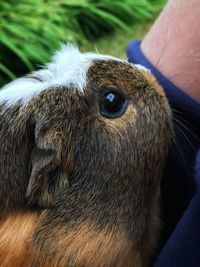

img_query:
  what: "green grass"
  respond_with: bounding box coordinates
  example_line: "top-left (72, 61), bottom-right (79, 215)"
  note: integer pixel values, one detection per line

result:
top-left (80, 22), bottom-right (152, 58)
top-left (0, 0), bottom-right (165, 87)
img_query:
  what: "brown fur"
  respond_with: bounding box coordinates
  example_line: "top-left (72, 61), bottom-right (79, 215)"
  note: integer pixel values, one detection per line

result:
top-left (0, 212), bottom-right (39, 267)
top-left (0, 212), bottom-right (139, 267)
top-left (38, 223), bottom-right (140, 267)
top-left (0, 59), bottom-right (173, 266)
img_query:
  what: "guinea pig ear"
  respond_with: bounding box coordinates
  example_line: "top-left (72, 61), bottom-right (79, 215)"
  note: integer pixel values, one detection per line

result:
top-left (26, 122), bottom-right (69, 208)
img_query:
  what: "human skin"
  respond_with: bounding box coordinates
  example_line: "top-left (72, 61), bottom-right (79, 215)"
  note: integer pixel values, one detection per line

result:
top-left (141, 0), bottom-right (200, 102)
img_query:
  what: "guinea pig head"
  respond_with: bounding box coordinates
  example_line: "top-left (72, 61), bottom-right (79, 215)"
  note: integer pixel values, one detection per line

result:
top-left (0, 45), bottom-right (173, 266)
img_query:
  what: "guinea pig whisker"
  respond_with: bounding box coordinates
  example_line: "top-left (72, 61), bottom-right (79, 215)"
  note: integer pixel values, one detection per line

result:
top-left (172, 109), bottom-right (200, 141)
top-left (170, 105), bottom-right (193, 122)
top-left (171, 126), bottom-right (189, 171)
top-left (173, 117), bottom-right (197, 152)
top-left (175, 117), bottom-right (199, 141)
top-left (172, 106), bottom-right (200, 136)
top-left (171, 108), bottom-right (186, 116)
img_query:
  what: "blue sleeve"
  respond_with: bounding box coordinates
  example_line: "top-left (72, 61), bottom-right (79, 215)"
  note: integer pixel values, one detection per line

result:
top-left (127, 40), bottom-right (200, 266)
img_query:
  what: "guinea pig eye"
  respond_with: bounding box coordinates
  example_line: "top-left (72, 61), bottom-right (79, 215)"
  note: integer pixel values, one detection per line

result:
top-left (99, 89), bottom-right (128, 118)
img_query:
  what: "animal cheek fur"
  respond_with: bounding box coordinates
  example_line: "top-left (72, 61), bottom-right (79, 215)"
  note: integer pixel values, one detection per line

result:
top-left (103, 104), bottom-right (138, 136)
top-left (34, 223), bottom-right (142, 267)
top-left (0, 212), bottom-right (40, 267)
top-left (0, 213), bottom-right (141, 267)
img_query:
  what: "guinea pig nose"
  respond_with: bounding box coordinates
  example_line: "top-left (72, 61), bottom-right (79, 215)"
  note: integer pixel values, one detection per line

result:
top-left (99, 89), bottom-right (128, 118)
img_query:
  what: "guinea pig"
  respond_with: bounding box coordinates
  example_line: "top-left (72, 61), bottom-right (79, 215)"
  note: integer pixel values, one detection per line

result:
top-left (0, 45), bottom-right (173, 267)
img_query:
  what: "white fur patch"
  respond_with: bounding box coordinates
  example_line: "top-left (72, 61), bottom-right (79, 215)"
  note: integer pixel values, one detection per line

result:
top-left (0, 44), bottom-right (147, 108)
top-left (134, 64), bottom-right (150, 72)
top-left (0, 44), bottom-right (122, 107)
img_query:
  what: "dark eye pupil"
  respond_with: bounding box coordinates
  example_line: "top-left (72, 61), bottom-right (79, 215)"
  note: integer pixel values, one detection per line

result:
top-left (100, 90), bottom-right (127, 118)
top-left (104, 92), bottom-right (122, 113)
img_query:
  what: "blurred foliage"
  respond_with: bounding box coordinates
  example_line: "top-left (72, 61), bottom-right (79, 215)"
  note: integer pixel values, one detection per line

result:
top-left (81, 22), bottom-right (153, 59)
top-left (0, 0), bottom-right (167, 86)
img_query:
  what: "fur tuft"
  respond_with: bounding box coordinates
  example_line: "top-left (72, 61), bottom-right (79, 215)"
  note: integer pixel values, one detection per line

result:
top-left (0, 44), bottom-right (121, 107)
top-left (0, 44), bottom-right (148, 108)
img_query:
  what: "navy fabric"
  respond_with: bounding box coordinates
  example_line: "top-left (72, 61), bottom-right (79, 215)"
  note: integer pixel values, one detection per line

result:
top-left (126, 40), bottom-right (200, 266)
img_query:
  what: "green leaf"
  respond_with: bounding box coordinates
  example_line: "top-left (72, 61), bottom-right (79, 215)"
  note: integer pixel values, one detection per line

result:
top-left (0, 62), bottom-right (16, 80)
